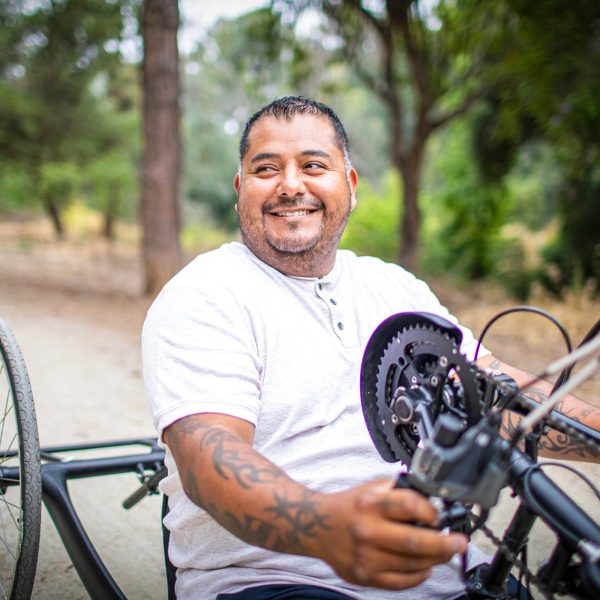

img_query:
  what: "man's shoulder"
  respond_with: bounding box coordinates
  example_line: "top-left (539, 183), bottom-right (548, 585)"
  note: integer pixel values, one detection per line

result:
top-left (163, 242), bottom-right (254, 290)
top-left (337, 250), bottom-right (416, 280)
top-left (146, 243), bottom-right (260, 325)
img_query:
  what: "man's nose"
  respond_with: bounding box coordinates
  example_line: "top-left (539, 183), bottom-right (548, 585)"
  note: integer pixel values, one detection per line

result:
top-left (277, 166), bottom-right (306, 197)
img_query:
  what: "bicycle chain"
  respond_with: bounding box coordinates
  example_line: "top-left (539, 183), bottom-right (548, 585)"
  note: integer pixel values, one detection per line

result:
top-left (476, 520), bottom-right (555, 600)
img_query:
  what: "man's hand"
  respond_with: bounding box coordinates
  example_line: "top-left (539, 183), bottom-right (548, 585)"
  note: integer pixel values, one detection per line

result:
top-left (164, 413), bottom-right (466, 591)
top-left (315, 480), bottom-right (467, 590)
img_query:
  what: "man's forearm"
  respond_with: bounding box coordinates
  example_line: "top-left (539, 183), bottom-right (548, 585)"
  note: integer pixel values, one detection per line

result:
top-left (165, 418), bottom-right (330, 556)
top-left (483, 356), bottom-right (600, 462)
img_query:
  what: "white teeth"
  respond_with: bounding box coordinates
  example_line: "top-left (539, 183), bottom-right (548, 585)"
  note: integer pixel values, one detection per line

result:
top-left (273, 210), bottom-right (310, 217)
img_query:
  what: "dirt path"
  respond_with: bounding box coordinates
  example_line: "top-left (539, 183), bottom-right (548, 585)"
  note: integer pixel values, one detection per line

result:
top-left (0, 227), bottom-right (598, 599)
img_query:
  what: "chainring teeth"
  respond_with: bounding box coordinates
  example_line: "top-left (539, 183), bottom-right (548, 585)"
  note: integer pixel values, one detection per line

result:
top-left (374, 323), bottom-right (483, 462)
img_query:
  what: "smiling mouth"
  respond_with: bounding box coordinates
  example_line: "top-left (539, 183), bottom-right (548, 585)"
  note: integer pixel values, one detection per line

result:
top-left (271, 209), bottom-right (316, 217)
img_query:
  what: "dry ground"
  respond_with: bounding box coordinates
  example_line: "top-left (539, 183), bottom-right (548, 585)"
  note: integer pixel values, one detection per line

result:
top-left (0, 220), bottom-right (598, 599)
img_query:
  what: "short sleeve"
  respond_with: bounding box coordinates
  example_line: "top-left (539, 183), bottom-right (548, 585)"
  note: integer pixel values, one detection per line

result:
top-left (142, 277), bottom-right (263, 440)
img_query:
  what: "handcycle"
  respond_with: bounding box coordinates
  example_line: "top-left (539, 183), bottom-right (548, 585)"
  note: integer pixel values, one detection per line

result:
top-left (0, 307), bottom-right (599, 599)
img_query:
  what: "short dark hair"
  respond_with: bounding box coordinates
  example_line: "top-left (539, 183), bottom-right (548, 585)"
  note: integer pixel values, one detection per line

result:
top-left (239, 96), bottom-right (351, 164)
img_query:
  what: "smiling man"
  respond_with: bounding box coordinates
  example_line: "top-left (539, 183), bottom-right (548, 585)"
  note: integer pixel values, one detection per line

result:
top-left (142, 96), bottom-right (599, 600)
top-left (234, 104), bottom-right (357, 277)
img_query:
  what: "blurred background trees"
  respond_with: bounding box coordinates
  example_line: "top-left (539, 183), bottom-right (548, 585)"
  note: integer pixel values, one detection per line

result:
top-left (0, 0), bottom-right (139, 237)
top-left (0, 0), bottom-right (598, 297)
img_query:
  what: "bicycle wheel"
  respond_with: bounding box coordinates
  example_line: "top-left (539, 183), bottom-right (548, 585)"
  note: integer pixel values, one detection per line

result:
top-left (0, 318), bottom-right (42, 600)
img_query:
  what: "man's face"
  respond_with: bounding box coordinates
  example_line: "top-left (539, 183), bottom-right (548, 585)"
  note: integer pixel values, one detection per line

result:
top-left (234, 113), bottom-right (358, 277)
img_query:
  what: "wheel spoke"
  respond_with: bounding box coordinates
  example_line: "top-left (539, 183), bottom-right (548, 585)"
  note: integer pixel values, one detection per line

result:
top-left (0, 575), bottom-right (10, 600)
top-left (0, 393), bottom-right (13, 454)
top-left (0, 495), bottom-right (22, 514)
top-left (0, 433), bottom-right (18, 466)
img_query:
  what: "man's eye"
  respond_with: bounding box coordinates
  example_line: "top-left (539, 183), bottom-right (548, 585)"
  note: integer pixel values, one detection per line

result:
top-left (254, 165), bottom-right (277, 173)
top-left (304, 162), bottom-right (325, 171)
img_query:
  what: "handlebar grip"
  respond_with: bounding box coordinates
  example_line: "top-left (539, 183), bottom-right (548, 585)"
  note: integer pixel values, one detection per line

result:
top-left (122, 465), bottom-right (167, 510)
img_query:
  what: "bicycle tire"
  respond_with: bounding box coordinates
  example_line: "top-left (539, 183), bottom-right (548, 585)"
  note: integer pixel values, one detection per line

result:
top-left (0, 318), bottom-right (42, 600)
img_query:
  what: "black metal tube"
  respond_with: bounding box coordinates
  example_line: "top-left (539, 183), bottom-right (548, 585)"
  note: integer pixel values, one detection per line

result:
top-left (42, 467), bottom-right (126, 600)
top-left (508, 450), bottom-right (600, 548)
top-left (39, 437), bottom-right (159, 455)
top-left (484, 503), bottom-right (537, 589)
top-left (44, 450), bottom-right (165, 480)
top-left (38, 447), bottom-right (165, 598)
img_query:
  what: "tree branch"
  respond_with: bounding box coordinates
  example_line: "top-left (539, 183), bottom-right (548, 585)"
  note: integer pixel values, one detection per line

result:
top-left (393, 0), bottom-right (432, 108)
top-left (430, 84), bottom-right (491, 130)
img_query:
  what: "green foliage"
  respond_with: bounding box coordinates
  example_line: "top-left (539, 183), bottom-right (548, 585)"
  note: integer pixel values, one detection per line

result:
top-left (422, 119), bottom-right (516, 282)
top-left (84, 148), bottom-right (137, 221)
top-left (0, 0), bottom-right (139, 235)
top-left (502, 142), bottom-right (561, 231)
top-left (539, 170), bottom-right (600, 295)
top-left (467, 0), bottom-right (600, 294)
top-left (0, 161), bottom-right (36, 213)
top-left (39, 161), bottom-right (80, 207)
top-left (340, 173), bottom-right (400, 263)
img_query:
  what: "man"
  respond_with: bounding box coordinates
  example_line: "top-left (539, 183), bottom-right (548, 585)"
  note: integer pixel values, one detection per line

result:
top-left (142, 96), bottom-right (599, 599)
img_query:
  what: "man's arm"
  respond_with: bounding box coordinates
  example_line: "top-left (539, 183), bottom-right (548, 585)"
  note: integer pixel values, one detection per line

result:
top-left (477, 355), bottom-right (600, 462)
top-left (164, 412), bottom-right (467, 591)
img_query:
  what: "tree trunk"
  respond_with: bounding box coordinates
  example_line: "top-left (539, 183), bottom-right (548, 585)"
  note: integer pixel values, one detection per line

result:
top-left (43, 195), bottom-right (64, 239)
top-left (388, 98), bottom-right (425, 275)
top-left (398, 160), bottom-right (422, 274)
top-left (140, 0), bottom-right (182, 296)
top-left (103, 184), bottom-right (118, 240)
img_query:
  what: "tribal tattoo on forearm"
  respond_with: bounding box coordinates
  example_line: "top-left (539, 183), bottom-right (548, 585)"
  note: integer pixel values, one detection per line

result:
top-left (500, 388), bottom-right (600, 460)
top-left (216, 489), bottom-right (331, 553)
top-left (168, 419), bottom-right (331, 553)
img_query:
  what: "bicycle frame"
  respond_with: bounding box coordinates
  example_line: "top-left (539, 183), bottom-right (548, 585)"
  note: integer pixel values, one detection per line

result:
top-left (1, 437), bottom-right (165, 600)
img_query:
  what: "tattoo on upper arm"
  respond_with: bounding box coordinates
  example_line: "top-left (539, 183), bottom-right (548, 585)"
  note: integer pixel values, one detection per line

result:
top-left (199, 427), bottom-right (285, 487)
top-left (168, 419), bottom-right (284, 489)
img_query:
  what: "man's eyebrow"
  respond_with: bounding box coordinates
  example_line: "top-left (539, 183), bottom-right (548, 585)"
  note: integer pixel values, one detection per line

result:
top-left (250, 152), bottom-right (280, 163)
top-left (249, 150), bottom-right (332, 163)
top-left (301, 150), bottom-right (331, 159)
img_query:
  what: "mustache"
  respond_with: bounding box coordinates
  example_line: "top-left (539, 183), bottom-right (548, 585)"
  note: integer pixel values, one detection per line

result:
top-left (263, 197), bottom-right (324, 213)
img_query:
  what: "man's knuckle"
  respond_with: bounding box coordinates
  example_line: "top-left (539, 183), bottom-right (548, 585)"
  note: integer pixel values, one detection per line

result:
top-left (399, 532), bottom-right (421, 554)
top-left (349, 522), bottom-right (371, 543)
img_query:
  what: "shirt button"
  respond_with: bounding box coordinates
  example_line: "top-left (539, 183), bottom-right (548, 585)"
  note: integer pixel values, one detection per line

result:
top-left (337, 322), bottom-right (344, 330)
top-left (330, 298), bottom-right (337, 305)
top-left (318, 283), bottom-right (323, 290)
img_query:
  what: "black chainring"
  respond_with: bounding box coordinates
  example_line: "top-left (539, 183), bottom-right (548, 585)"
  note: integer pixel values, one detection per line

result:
top-left (361, 314), bottom-right (483, 465)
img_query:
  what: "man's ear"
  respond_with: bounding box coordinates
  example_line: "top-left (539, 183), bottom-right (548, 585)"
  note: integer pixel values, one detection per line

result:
top-left (233, 173), bottom-right (240, 214)
top-left (349, 167), bottom-right (358, 211)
